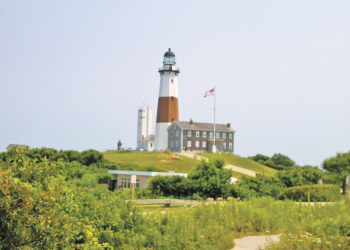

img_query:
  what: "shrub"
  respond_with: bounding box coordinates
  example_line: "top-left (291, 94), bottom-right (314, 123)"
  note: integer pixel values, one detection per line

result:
top-left (79, 149), bottom-right (104, 166)
top-left (98, 173), bottom-right (113, 184)
top-left (278, 184), bottom-right (341, 202)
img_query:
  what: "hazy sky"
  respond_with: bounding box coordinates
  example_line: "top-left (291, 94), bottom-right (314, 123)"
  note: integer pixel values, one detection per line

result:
top-left (1, 1), bottom-right (349, 166)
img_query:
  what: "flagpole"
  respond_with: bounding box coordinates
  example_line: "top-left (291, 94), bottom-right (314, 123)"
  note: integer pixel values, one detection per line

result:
top-left (213, 86), bottom-right (216, 153)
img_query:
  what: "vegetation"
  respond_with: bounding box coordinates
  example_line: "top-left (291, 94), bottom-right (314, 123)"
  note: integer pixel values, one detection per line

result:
top-left (103, 151), bottom-right (202, 173)
top-left (248, 153), bottom-right (296, 170)
top-left (2, 147), bottom-right (350, 249)
top-left (278, 184), bottom-right (341, 202)
top-left (322, 151), bottom-right (350, 194)
top-left (198, 153), bottom-right (277, 175)
top-left (149, 159), bottom-right (233, 199)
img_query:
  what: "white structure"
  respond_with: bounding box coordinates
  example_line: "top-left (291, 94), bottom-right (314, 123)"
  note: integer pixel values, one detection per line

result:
top-left (137, 105), bottom-right (154, 151)
top-left (154, 49), bottom-right (180, 151)
top-left (137, 135), bottom-right (154, 151)
top-left (108, 170), bottom-right (188, 190)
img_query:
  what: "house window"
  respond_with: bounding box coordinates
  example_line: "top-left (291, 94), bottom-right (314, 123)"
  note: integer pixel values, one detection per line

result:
top-left (223, 142), bottom-right (226, 149)
top-left (187, 141), bottom-right (192, 147)
top-left (202, 141), bottom-right (206, 148)
top-left (174, 124), bottom-right (177, 129)
top-left (136, 179), bottom-right (140, 188)
top-left (121, 178), bottom-right (131, 189)
top-left (196, 131), bottom-right (200, 137)
top-left (209, 132), bottom-right (213, 138)
top-left (176, 141), bottom-right (178, 147)
top-left (195, 141), bottom-right (199, 147)
top-left (188, 131), bottom-right (192, 137)
top-left (176, 131), bottom-right (179, 137)
top-left (229, 133), bottom-right (233, 139)
top-left (203, 132), bottom-right (207, 138)
top-left (170, 141), bottom-right (173, 147)
top-left (229, 143), bottom-right (232, 149)
top-left (171, 132), bottom-right (174, 137)
top-left (223, 133), bottom-right (226, 139)
top-left (216, 132), bottom-right (220, 138)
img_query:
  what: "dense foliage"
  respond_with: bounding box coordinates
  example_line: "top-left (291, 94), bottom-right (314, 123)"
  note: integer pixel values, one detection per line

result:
top-left (278, 184), bottom-right (341, 202)
top-left (0, 147), bottom-right (104, 166)
top-left (149, 159), bottom-right (233, 199)
top-left (248, 153), bottom-right (296, 170)
top-left (322, 151), bottom-right (350, 194)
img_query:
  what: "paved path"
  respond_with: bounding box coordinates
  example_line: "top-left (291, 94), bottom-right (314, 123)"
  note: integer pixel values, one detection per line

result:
top-left (232, 235), bottom-right (280, 250)
top-left (177, 153), bottom-right (256, 177)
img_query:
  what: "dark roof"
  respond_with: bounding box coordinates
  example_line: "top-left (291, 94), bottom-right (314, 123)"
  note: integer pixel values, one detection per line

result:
top-left (164, 48), bottom-right (175, 57)
top-left (138, 134), bottom-right (154, 142)
top-left (168, 121), bottom-right (235, 133)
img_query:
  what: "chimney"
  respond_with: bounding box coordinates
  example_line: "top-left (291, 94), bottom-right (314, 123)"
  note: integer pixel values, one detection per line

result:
top-left (227, 123), bottom-right (231, 128)
top-left (190, 118), bottom-right (193, 125)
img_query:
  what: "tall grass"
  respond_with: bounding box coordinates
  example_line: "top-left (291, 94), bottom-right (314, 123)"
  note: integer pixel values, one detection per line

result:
top-left (126, 197), bottom-right (350, 249)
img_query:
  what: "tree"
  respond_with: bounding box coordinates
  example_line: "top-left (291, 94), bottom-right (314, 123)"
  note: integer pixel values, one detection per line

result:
top-left (270, 153), bottom-right (295, 167)
top-left (322, 151), bottom-right (350, 194)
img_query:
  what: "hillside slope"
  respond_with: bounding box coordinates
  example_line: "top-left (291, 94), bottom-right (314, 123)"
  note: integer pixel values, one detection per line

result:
top-left (103, 151), bottom-right (200, 173)
top-left (198, 153), bottom-right (277, 175)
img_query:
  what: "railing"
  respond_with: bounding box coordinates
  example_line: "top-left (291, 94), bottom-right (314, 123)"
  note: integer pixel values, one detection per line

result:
top-left (158, 65), bottom-right (180, 72)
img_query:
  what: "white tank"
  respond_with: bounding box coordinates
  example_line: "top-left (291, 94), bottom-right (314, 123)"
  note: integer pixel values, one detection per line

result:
top-left (137, 105), bottom-right (152, 147)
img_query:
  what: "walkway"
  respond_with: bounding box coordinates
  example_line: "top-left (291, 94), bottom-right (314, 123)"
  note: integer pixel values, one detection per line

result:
top-left (232, 235), bottom-right (280, 250)
top-left (177, 153), bottom-right (256, 177)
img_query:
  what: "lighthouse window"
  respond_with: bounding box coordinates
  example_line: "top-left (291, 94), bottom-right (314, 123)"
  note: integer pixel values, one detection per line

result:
top-left (171, 79), bottom-right (173, 83)
top-left (171, 96), bottom-right (174, 100)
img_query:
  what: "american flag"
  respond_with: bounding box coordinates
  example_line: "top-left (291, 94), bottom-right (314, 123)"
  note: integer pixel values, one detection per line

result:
top-left (204, 88), bottom-right (215, 97)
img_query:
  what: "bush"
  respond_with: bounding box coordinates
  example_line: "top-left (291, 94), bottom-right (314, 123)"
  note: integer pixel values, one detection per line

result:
top-left (278, 184), bottom-right (341, 202)
top-left (98, 174), bottom-right (113, 184)
top-left (79, 149), bottom-right (104, 166)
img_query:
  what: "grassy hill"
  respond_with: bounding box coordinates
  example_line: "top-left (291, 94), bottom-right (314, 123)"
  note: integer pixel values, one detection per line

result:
top-left (103, 151), bottom-right (251, 179)
top-left (103, 151), bottom-right (200, 173)
top-left (197, 153), bottom-right (277, 176)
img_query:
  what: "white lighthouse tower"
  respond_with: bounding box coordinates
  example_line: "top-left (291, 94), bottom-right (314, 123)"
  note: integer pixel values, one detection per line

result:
top-left (154, 49), bottom-right (180, 151)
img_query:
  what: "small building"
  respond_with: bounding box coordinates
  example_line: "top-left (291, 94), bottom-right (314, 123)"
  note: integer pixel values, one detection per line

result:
top-left (137, 135), bottom-right (154, 151)
top-left (108, 170), bottom-right (187, 190)
top-left (6, 144), bottom-right (28, 150)
top-left (167, 119), bottom-right (235, 153)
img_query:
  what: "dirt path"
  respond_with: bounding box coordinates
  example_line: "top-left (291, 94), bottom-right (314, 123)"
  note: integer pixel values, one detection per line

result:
top-left (232, 235), bottom-right (280, 250)
top-left (177, 153), bottom-right (256, 177)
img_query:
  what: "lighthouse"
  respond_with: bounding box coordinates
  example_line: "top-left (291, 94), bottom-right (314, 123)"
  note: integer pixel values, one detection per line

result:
top-left (153, 49), bottom-right (180, 151)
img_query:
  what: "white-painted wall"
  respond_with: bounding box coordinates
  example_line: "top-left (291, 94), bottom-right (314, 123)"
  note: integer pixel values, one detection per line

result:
top-left (158, 71), bottom-right (178, 98)
top-left (154, 122), bottom-right (171, 151)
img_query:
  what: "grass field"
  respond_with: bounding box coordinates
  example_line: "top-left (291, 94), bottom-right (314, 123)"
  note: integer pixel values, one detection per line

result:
top-left (103, 151), bottom-right (200, 173)
top-left (198, 153), bottom-right (277, 175)
top-left (103, 151), bottom-right (250, 178)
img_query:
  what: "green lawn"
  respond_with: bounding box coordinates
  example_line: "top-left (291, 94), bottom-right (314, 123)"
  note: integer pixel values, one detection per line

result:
top-left (198, 153), bottom-right (277, 176)
top-left (103, 151), bottom-right (200, 173)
